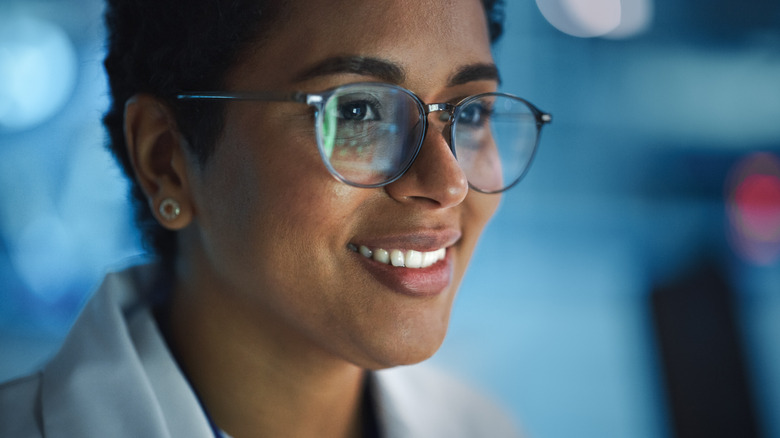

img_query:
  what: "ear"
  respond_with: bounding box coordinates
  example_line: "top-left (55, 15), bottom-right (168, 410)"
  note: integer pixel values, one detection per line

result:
top-left (124, 94), bottom-right (194, 230)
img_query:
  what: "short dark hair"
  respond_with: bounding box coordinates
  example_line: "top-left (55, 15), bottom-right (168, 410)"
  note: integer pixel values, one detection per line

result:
top-left (103, 0), bottom-right (506, 264)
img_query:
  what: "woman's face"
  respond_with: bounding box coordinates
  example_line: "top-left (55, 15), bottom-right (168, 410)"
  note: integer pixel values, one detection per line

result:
top-left (181, 0), bottom-right (501, 369)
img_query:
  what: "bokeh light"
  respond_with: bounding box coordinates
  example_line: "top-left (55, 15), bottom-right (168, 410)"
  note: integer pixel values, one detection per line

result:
top-left (726, 153), bottom-right (780, 265)
top-left (535, 0), bottom-right (653, 39)
top-left (536, 0), bottom-right (621, 38)
top-left (0, 14), bottom-right (78, 131)
top-left (605, 0), bottom-right (654, 39)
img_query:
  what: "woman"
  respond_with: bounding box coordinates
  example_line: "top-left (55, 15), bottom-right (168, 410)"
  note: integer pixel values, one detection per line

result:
top-left (0, 0), bottom-right (550, 436)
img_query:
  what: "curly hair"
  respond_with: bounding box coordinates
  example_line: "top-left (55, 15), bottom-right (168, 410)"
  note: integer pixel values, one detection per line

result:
top-left (103, 0), bottom-right (506, 264)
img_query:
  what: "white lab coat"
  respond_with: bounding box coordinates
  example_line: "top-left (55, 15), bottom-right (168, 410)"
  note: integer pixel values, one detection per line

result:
top-left (0, 264), bottom-right (519, 437)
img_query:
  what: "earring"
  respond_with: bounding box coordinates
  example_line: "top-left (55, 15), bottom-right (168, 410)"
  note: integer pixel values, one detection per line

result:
top-left (158, 198), bottom-right (181, 221)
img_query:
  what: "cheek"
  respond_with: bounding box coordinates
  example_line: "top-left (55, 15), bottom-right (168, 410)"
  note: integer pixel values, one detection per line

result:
top-left (190, 109), bottom-right (322, 270)
top-left (456, 191), bottom-right (500, 269)
top-left (464, 191), bottom-right (501, 235)
top-left (195, 117), bottom-right (370, 283)
top-left (205, 107), bottom-right (327, 227)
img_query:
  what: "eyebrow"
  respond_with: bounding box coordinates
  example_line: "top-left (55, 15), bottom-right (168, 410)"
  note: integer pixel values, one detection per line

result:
top-left (448, 63), bottom-right (501, 87)
top-left (295, 56), bottom-right (406, 84)
top-left (295, 56), bottom-right (501, 88)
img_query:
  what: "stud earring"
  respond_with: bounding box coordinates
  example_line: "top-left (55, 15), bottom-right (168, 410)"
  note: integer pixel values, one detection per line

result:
top-left (158, 198), bottom-right (181, 221)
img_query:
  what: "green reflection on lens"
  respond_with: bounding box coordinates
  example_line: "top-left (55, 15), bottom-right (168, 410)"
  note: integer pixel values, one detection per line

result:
top-left (322, 97), bottom-right (338, 158)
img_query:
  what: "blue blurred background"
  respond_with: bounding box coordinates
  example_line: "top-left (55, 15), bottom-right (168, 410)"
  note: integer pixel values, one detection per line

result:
top-left (1, 0), bottom-right (779, 437)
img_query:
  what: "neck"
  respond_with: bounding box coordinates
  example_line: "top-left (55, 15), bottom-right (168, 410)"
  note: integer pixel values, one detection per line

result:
top-left (163, 273), bottom-right (369, 438)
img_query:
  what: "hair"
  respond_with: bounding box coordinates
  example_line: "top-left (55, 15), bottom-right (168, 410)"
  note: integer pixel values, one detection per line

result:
top-left (103, 0), bottom-right (506, 264)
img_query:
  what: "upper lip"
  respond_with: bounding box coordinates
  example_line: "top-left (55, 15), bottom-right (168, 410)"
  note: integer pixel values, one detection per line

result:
top-left (350, 228), bottom-right (462, 252)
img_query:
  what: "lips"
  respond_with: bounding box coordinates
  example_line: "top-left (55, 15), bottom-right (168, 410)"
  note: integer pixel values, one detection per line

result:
top-left (348, 230), bottom-right (460, 297)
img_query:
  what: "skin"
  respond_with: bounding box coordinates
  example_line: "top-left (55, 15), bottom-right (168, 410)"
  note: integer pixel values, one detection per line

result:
top-left (124, 0), bottom-right (501, 436)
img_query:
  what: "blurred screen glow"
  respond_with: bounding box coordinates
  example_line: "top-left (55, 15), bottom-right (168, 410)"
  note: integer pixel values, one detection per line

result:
top-left (727, 153), bottom-right (780, 265)
top-left (0, 14), bottom-right (77, 131)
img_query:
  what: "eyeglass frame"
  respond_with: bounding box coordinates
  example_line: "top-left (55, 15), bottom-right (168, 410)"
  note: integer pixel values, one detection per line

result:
top-left (176, 82), bottom-right (552, 194)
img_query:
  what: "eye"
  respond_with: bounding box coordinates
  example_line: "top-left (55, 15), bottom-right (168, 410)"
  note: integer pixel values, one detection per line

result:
top-left (457, 102), bottom-right (492, 127)
top-left (338, 99), bottom-right (381, 122)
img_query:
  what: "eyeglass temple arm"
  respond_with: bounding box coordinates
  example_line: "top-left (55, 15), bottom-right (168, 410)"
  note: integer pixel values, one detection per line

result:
top-left (176, 91), bottom-right (311, 104)
top-left (177, 91), bottom-right (552, 124)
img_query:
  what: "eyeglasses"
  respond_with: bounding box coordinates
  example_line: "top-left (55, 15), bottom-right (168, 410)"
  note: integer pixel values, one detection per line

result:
top-left (177, 82), bottom-right (551, 193)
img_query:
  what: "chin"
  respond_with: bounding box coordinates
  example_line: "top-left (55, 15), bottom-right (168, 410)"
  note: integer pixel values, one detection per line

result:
top-left (356, 325), bottom-right (449, 371)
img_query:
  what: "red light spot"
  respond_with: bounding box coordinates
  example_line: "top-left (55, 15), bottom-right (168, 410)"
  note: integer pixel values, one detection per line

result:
top-left (733, 173), bottom-right (780, 242)
top-left (726, 152), bottom-right (780, 265)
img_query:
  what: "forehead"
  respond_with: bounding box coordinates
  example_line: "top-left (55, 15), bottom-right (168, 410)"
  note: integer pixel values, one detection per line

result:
top-left (290, 0), bottom-right (477, 41)
top-left (228, 0), bottom-right (493, 91)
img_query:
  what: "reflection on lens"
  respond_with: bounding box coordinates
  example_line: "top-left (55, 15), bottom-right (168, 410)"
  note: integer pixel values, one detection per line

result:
top-left (322, 97), bottom-right (338, 158)
top-left (453, 94), bottom-right (540, 193)
top-left (319, 84), bottom-right (425, 186)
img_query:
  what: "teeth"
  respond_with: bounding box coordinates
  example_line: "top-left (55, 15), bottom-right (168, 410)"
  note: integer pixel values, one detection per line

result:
top-left (405, 250), bottom-right (423, 268)
top-left (390, 249), bottom-right (405, 267)
top-left (374, 248), bottom-right (389, 264)
top-left (356, 245), bottom-right (446, 268)
top-left (422, 250), bottom-right (438, 267)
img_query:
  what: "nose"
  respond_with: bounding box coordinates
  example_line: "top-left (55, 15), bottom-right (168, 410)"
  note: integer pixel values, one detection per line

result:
top-left (384, 113), bottom-right (469, 208)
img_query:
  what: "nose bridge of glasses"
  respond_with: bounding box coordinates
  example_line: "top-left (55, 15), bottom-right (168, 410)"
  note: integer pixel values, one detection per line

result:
top-left (425, 103), bottom-right (455, 121)
top-left (424, 103), bottom-right (455, 136)
top-left (420, 103), bottom-right (456, 156)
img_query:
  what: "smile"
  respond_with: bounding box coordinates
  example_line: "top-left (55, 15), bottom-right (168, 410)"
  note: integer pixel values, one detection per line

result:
top-left (348, 244), bottom-right (447, 269)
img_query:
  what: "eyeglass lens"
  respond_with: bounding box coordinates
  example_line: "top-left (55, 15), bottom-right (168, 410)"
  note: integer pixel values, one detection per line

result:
top-left (453, 95), bottom-right (540, 192)
top-left (319, 85), bottom-right (424, 186)
top-left (316, 83), bottom-right (540, 192)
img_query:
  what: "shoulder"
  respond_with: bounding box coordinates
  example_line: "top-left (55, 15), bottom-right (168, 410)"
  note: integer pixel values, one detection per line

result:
top-left (0, 264), bottom-right (154, 438)
top-left (373, 365), bottom-right (521, 438)
top-left (0, 263), bottom-right (211, 438)
top-left (0, 372), bottom-right (44, 437)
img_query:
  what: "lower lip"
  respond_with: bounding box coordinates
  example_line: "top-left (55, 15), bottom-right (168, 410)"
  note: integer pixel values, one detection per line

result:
top-left (353, 250), bottom-right (454, 297)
